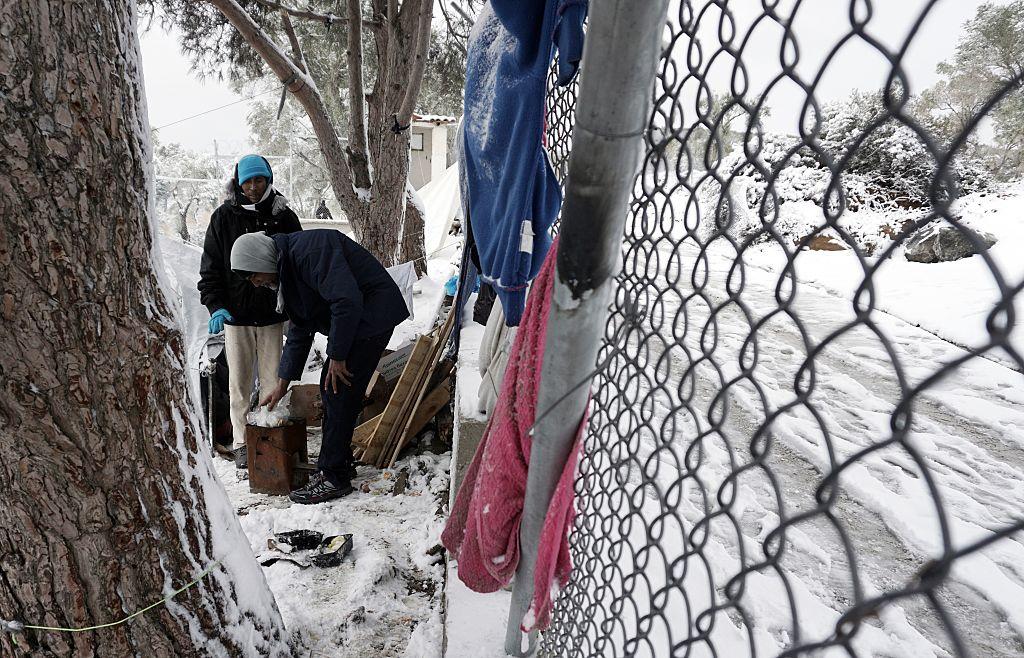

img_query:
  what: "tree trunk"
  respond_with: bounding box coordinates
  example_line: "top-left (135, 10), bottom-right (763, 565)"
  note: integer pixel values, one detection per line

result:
top-left (0, 2), bottom-right (291, 657)
top-left (403, 190), bottom-right (428, 277)
top-left (177, 198), bottom-right (195, 243)
top-left (344, 0), bottom-right (432, 268)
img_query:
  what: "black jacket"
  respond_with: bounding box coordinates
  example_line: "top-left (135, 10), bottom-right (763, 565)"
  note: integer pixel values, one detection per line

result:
top-left (275, 230), bottom-right (411, 381)
top-left (198, 185), bottom-right (302, 326)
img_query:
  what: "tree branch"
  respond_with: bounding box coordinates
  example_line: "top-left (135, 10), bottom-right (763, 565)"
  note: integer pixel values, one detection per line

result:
top-left (279, 10), bottom-right (307, 72)
top-left (393, 0), bottom-right (434, 131)
top-left (368, 0), bottom-right (393, 101)
top-left (345, 0), bottom-right (372, 191)
top-left (206, 0), bottom-right (358, 209)
top-left (253, 0), bottom-right (381, 28)
top-left (438, 1), bottom-right (468, 56)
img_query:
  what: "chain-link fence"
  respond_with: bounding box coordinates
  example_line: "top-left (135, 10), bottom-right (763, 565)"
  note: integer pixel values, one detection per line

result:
top-left (541, 2), bottom-right (1024, 656)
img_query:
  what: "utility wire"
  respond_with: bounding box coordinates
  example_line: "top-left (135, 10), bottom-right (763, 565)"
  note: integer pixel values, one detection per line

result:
top-left (152, 86), bottom-right (285, 132)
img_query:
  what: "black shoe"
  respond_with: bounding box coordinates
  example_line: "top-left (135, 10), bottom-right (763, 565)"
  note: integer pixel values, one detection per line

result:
top-left (348, 464), bottom-right (358, 481)
top-left (289, 472), bottom-right (353, 505)
top-left (233, 446), bottom-right (248, 470)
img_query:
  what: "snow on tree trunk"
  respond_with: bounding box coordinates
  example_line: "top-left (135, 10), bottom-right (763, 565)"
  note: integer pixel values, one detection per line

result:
top-left (0, 2), bottom-right (291, 656)
top-left (403, 185), bottom-right (428, 276)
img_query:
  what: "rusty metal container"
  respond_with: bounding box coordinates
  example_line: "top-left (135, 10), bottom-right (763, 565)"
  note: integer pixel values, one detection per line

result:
top-left (245, 419), bottom-right (309, 495)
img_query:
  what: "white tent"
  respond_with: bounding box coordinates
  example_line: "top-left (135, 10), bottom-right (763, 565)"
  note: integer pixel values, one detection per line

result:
top-left (417, 162), bottom-right (462, 257)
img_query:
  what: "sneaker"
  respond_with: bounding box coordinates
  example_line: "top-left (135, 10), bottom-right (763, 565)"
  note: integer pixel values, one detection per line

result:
top-left (233, 446), bottom-right (248, 470)
top-left (289, 472), bottom-right (353, 505)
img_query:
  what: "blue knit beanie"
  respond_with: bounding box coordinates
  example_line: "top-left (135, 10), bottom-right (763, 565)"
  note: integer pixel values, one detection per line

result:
top-left (236, 154), bottom-right (273, 185)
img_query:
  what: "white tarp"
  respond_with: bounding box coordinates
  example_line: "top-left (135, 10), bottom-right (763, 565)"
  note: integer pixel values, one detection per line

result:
top-left (418, 162), bottom-right (462, 256)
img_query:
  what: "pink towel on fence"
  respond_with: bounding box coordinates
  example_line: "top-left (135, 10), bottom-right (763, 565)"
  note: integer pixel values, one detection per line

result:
top-left (441, 236), bottom-right (583, 631)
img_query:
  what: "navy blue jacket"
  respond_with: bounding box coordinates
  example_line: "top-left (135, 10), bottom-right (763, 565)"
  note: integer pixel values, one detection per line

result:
top-left (274, 230), bottom-right (410, 381)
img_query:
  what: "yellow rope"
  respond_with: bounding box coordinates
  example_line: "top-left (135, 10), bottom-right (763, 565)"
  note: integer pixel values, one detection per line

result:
top-left (4, 560), bottom-right (221, 634)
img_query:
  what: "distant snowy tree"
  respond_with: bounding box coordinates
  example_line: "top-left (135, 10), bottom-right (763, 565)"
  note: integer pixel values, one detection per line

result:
top-left (243, 98), bottom-right (332, 218)
top-left (918, 1), bottom-right (1024, 177)
top-left (721, 92), bottom-right (987, 214)
top-left (694, 90), bottom-right (990, 252)
top-left (153, 137), bottom-right (225, 242)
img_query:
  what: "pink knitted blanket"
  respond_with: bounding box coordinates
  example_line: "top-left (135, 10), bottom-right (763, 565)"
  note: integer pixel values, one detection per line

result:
top-left (441, 237), bottom-right (582, 631)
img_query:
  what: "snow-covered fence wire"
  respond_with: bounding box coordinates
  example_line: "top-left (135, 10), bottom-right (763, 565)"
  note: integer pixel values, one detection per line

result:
top-left (540, 2), bottom-right (1024, 657)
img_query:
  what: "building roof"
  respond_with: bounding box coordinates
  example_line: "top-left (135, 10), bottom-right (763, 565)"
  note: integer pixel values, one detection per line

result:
top-left (412, 113), bottom-right (459, 126)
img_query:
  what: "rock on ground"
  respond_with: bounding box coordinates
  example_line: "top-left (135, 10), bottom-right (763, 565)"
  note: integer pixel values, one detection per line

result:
top-left (904, 223), bottom-right (996, 263)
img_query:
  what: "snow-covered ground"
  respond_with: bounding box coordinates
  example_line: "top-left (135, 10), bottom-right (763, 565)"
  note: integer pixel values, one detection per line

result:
top-left (212, 437), bottom-right (450, 657)
top-left (746, 182), bottom-right (1024, 369)
top-left (555, 183), bottom-right (1024, 655)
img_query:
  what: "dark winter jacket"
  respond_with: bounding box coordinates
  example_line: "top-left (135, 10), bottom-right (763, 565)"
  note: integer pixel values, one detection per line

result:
top-left (198, 181), bottom-right (302, 326)
top-left (275, 230), bottom-right (411, 381)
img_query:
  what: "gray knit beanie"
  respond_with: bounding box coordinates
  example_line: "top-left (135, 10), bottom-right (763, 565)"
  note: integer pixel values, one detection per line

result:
top-left (231, 232), bottom-right (279, 274)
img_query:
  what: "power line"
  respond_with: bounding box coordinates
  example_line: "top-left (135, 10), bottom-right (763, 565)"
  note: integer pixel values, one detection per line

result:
top-left (152, 85), bottom-right (285, 132)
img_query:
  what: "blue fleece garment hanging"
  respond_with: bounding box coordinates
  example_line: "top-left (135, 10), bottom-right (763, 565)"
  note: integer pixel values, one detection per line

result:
top-left (459, 0), bottom-right (587, 326)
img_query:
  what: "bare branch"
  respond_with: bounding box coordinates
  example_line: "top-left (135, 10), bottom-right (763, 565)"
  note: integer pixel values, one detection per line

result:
top-left (345, 0), bottom-right (372, 191)
top-left (279, 9), bottom-right (307, 73)
top-left (450, 1), bottom-right (473, 22)
top-left (438, 1), bottom-right (468, 56)
top-left (394, 0), bottom-right (434, 131)
top-left (297, 150), bottom-right (327, 172)
top-left (253, 0), bottom-right (382, 28)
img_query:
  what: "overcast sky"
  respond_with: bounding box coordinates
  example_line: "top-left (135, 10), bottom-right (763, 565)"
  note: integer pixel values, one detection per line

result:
top-left (138, 0), bottom-right (1005, 153)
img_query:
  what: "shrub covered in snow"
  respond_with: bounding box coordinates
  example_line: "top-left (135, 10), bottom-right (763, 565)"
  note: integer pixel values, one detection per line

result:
top-left (691, 92), bottom-right (990, 253)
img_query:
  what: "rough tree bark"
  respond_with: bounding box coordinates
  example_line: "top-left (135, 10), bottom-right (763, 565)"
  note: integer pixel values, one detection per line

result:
top-left (0, 2), bottom-right (292, 656)
top-left (212, 0), bottom-right (430, 272)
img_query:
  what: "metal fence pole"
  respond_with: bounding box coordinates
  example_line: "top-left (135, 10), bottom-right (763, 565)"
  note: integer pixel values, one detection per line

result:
top-left (504, 0), bottom-right (670, 654)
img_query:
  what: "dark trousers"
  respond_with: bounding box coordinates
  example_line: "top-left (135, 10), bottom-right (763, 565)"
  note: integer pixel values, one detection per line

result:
top-left (318, 329), bottom-right (393, 486)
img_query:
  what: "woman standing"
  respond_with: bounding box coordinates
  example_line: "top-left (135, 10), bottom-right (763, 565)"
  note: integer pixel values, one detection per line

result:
top-left (198, 154), bottom-right (302, 467)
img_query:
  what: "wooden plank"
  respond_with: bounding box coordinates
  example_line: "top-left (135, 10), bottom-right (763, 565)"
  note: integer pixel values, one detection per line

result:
top-left (385, 309), bottom-right (458, 466)
top-left (403, 380), bottom-right (451, 442)
top-left (429, 357), bottom-right (455, 390)
top-left (360, 335), bottom-right (433, 465)
top-left (359, 371), bottom-right (392, 423)
top-left (374, 329), bottom-right (441, 467)
top-left (351, 413), bottom-right (382, 448)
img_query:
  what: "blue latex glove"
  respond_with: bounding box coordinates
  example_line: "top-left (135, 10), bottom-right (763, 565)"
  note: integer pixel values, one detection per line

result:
top-left (208, 309), bottom-right (234, 334)
top-left (444, 275), bottom-right (459, 297)
top-left (444, 275), bottom-right (482, 298)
